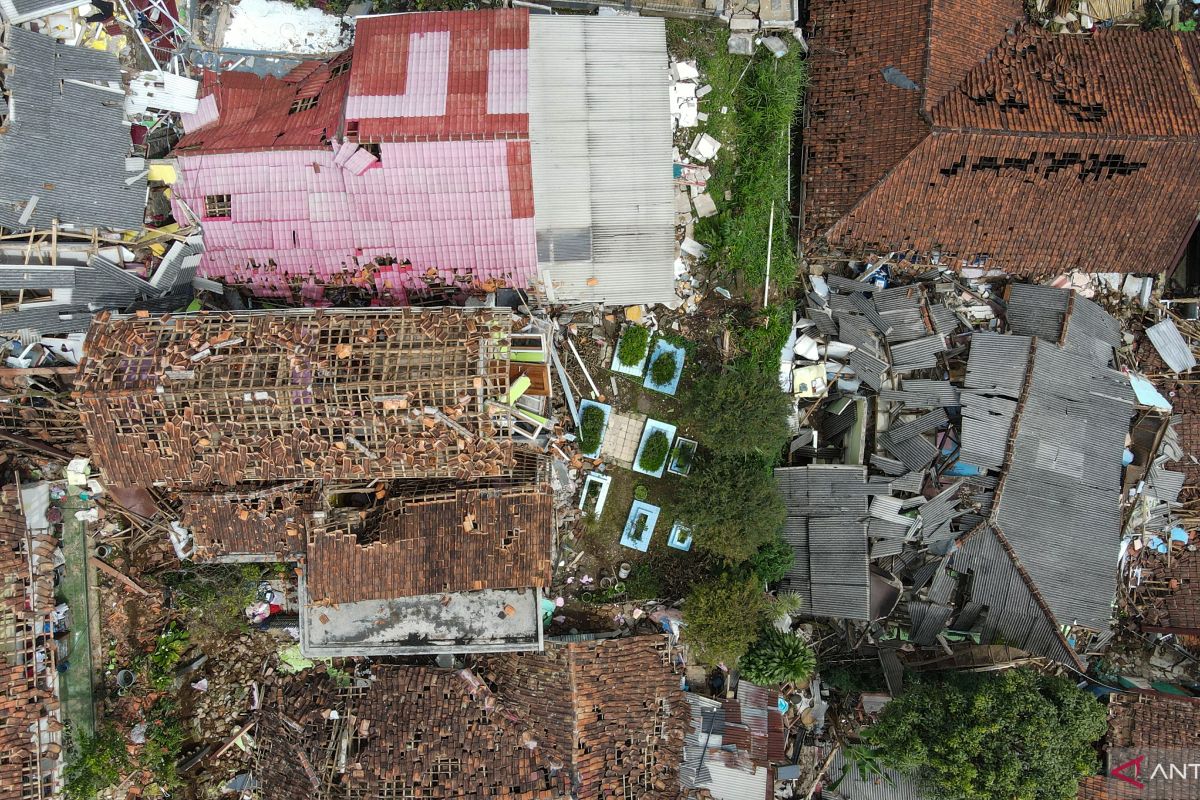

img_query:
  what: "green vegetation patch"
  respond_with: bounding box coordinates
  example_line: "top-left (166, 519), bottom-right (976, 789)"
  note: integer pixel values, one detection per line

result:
top-left (579, 404), bottom-right (605, 454)
top-left (617, 325), bottom-right (651, 368)
top-left (638, 430), bottom-right (671, 473)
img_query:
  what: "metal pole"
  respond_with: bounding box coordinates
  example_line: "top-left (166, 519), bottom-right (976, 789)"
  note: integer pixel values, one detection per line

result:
top-left (763, 201), bottom-right (775, 308)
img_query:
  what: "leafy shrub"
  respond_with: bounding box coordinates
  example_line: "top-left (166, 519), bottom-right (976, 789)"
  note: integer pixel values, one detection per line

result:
top-left (140, 696), bottom-right (186, 792)
top-left (682, 573), bottom-right (770, 666)
top-left (638, 431), bottom-right (671, 472)
top-left (163, 562), bottom-right (260, 637)
top-left (739, 628), bottom-right (816, 686)
top-left (650, 350), bottom-right (679, 386)
top-left (634, 484), bottom-right (649, 501)
top-left (670, 439), bottom-right (697, 474)
top-left (617, 325), bottom-right (651, 367)
top-left (750, 536), bottom-right (794, 584)
top-left (630, 513), bottom-right (650, 542)
top-left (64, 724), bottom-right (129, 800)
top-left (580, 405), bottom-right (605, 454)
top-left (140, 623), bottom-right (190, 690)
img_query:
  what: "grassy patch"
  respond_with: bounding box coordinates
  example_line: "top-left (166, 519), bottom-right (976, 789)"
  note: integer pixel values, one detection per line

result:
top-left (668, 20), bottom-right (806, 295)
top-left (668, 21), bottom-right (806, 370)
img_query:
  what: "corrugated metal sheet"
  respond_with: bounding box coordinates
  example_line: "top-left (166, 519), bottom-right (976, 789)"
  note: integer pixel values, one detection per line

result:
top-left (889, 333), bottom-right (947, 371)
top-left (1146, 318), bottom-right (1197, 373)
top-left (993, 340), bottom-right (1135, 633)
top-left (826, 274), bottom-right (878, 293)
top-left (776, 466), bottom-right (872, 620)
top-left (527, 16), bottom-right (676, 305)
top-left (0, 27), bottom-right (146, 231)
top-left (948, 526), bottom-right (1079, 665)
top-left (1, 0), bottom-right (86, 24)
top-left (886, 408), bottom-right (948, 442)
top-left (1006, 282), bottom-right (1069, 341)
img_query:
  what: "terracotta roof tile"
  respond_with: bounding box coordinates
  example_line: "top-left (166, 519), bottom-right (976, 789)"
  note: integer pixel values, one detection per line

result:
top-left (305, 482), bottom-right (554, 604)
top-left (805, 7), bottom-right (1200, 275)
top-left (827, 132), bottom-right (1200, 276)
top-left (1078, 692), bottom-right (1200, 800)
top-left (181, 483), bottom-right (313, 559)
top-left (77, 309), bottom-right (515, 487)
top-left (255, 665), bottom-right (570, 799)
top-left (486, 636), bottom-right (689, 800)
top-left (0, 488), bottom-right (62, 798)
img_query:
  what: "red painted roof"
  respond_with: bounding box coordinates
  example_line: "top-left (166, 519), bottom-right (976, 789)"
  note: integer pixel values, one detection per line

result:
top-left (347, 10), bottom-right (529, 141)
top-left (175, 52), bottom-right (352, 153)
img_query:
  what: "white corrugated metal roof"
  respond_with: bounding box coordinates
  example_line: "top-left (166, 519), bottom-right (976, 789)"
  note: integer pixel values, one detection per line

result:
top-left (528, 16), bottom-right (677, 306)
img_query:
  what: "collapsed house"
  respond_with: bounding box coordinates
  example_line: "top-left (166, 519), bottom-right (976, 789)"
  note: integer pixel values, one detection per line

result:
top-left (778, 274), bottom-right (1182, 677)
top-left (0, 25), bottom-right (147, 233)
top-left (802, 0), bottom-right (1200, 277)
top-left (0, 485), bottom-right (65, 800)
top-left (77, 308), bottom-right (559, 655)
top-left (170, 10), bottom-right (676, 307)
top-left (252, 635), bottom-right (689, 799)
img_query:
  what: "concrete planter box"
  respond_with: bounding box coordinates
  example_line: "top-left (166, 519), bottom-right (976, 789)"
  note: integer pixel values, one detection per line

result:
top-left (620, 500), bottom-right (661, 552)
top-left (632, 419), bottom-right (677, 478)
top-left (577, 399), bottom-right (612, 459)
top-left (643, 339), bottom-right (686, 395)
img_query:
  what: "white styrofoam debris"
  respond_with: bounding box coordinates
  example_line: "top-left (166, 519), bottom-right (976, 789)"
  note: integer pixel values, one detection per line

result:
top-left (688, 133), bottom-right (722, 162)
top-left (761, 35), bottom-right (789, 58)
top-left (671, 60), bottom-right (700, 81)
top-left (692, 192), bottom-right (718, 218)
top-left (222, 0), bottom-right (354, 54)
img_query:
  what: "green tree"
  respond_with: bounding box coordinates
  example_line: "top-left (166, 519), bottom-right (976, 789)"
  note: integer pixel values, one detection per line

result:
top-left (739, 627), bottom-right (816, 686)
top-left (682, 573), bottom-right (769, 666)
top-left (749, 535), bottom-right (794, 583)
top-left (678, 452), bottom-right (785, 562)
top-left (863, 668), bottom-right (1107, 800)
top-left (685, 360), bottom-right (791, 459)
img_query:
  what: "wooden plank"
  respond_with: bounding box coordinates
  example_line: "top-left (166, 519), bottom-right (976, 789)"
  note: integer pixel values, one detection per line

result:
top-left (88, 556), bottom-right (152, 597)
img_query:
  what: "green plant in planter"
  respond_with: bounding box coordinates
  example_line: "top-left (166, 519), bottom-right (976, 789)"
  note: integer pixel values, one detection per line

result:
top-left (580, 405), bottom-right (605, 454)
top-left (617, 325), bottom-right (651, 367)
top-left (638, 431), bottom-right (671, 472)
top-left (739, 627), bottom-right (816, 686)
top-left (671, 439), bottom-right (696, 474)
top-left (634, 484), bottom-right (649, 501)
top-left (650, 349), bottom-right (679, 386)
top-left (631, 513), bottom-right (649, 542)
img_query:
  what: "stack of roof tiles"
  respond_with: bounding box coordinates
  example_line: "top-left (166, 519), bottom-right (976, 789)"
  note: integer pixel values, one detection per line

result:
top-left (0, 489), bottom-right (62, 800)
top-left (804, 0), bottom-right (1200, 276)
top-left (75, 308), bottom-right (514, 487)
top-left (485, 635), bottom-right (689, 800)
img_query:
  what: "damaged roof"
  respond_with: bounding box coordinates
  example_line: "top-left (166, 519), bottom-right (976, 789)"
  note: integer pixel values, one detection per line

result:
top-left (0, 487), bottom-right (61, 799)
top-left (791, 276), bottom-right (1139, 665)
top-left (803, 5), bottom-right (1200, 275)
top-left (254, 664), bottom-right (570, 799)
top-left (76, 308), bottom-right (515, 487)
top-left (305, 482), bottom-right (554, 605)
top-left (1078, 692), bottom-right (1200, 800)
top-left (0, 26), bottom-right (146, 231)
top-left (485, 635), bottom-right (689, 800)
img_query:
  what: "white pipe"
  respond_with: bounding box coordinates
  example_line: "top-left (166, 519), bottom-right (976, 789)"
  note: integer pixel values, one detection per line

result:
top-left (763, 200), bottom-right (775, 308)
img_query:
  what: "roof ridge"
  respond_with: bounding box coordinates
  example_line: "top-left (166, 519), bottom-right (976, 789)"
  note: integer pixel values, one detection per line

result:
top-left (986, 522), bottom-right (1087, 672)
